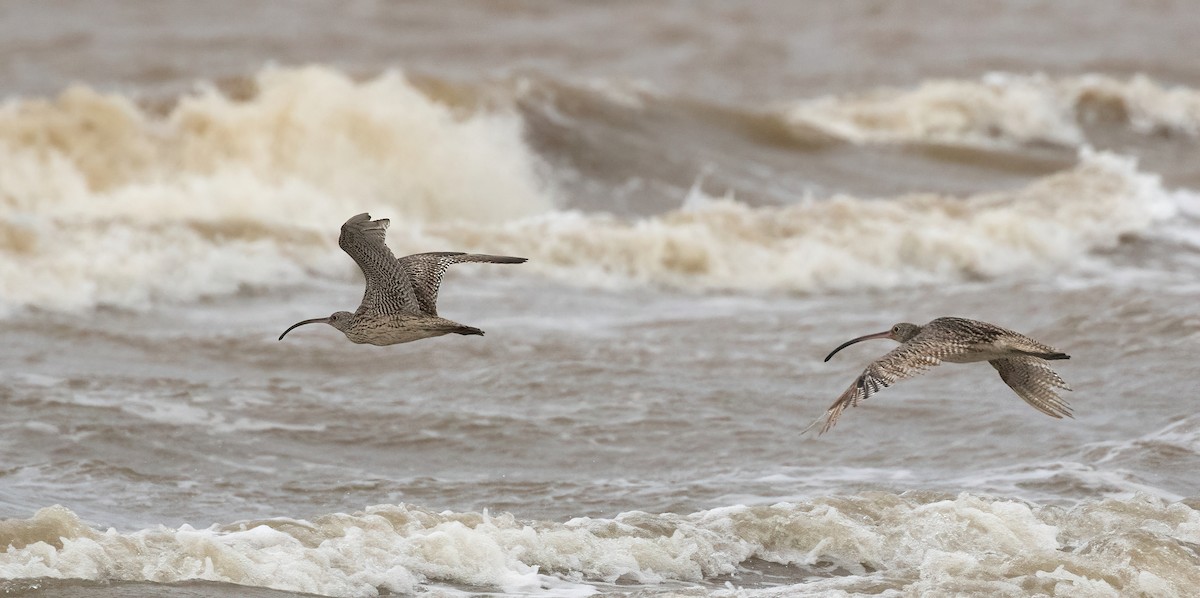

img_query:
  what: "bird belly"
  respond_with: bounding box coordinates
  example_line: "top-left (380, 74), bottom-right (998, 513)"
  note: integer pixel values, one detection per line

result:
top-left (943, 351), bottom-right (1002, 364)
top-left (345, 316), bottom-right (454, 346)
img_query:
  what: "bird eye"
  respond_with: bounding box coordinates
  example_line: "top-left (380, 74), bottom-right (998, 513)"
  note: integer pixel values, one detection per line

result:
top-left (892, 325), bottom-right (901, 333)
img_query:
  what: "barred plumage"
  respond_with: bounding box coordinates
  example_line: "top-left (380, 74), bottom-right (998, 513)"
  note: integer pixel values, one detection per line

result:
top-left (279, 213), bottom-right (526, 346)
top-left (805, 317), bottom-right (1072, 435)
top-left (399, 252), bottom-right (527, 317)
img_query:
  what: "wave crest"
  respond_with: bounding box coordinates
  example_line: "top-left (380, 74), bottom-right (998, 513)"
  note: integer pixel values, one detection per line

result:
top-left (423, 150), bottom-right (1176, 293)
top-left (0, 66), bottom-right (1185, 314)
top-left (0, 66), bottom-right (554, 314)
top-left (2, 495), bottom-right (1198, 596)
top-left (783, 73), bottom-right (1200, 147)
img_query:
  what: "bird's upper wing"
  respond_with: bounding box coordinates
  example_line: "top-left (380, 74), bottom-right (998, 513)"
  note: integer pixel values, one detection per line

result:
top-left (989, 357), bottom-right (1073, 418)
top-left (398, 252), bottom-right (527, 316)
top-left (805, 330), bottom-right (972, 435)
top-left (338, 213), bottom-right (421, 315)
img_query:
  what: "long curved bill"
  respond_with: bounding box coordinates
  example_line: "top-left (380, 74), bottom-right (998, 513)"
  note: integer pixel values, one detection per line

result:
top-left (278, 317), bottom-right (330, 341)
top-left (824, 330), bottom-right (893, 362)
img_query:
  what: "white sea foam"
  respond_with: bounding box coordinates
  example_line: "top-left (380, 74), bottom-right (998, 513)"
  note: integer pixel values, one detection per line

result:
top-left (417, 149), bottom-right (1178, 293)
top-left (1, 495), bottom-right (1198, 597)
top-left (0, 65), bottom-right (555, 314)
top-left (782, 73), bottom-right (1200, 147)
top-left (0, 66), bottom-right (1188, 315)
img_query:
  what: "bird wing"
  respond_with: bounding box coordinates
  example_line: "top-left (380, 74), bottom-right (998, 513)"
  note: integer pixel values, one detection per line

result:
top-left (989, 357), bottom-right (1073, 418)
top-left (804, 330), bottom-right (972, 435)
top-left (338, 213), bottom-right (421, 315)
top-left (398, 252), bottom-right (527, 316)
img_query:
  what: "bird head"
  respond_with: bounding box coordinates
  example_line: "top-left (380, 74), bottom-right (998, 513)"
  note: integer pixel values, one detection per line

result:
top-left (824, 322), bottom-right (922, 362)
top-left (327, 311), bottom-right (355, 332)
top-left (278, 311), bottom-right (355, 340)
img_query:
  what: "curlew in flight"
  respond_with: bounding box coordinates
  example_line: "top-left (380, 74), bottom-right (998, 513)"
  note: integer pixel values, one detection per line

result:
top-left (804, 317), bottom-right (1072, 435)
top-left (279, 213), bottom-right (526, 346)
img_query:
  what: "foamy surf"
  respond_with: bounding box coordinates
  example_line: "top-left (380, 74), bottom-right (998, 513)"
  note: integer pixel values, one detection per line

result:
top-left (420, 149), bottom-right (1178, 293)
top-left (0, 65), bottom-right (555, 314)
top-left (781, 73), bottom-right (1200, 148)
top-left (2, 494), bottom-right (1198, 597)
top-left (0, 66), bottom-right (1192, 315)
top-left (0, 143), bottom-right (1181, 314)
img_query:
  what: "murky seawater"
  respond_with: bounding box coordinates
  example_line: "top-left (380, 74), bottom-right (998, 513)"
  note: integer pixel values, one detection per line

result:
top-left (2, 1), bottom-right (1200, 596)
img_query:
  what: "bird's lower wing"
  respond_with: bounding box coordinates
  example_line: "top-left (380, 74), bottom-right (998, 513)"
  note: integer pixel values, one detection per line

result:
top-left (399, 252), bottom-right (527, 316)
top-left (803, 357), bottom-right (937, 435)
top-left (805, 334), bottom-right (969, 435)
top-left (989, 357), bottom-right (1073, 418)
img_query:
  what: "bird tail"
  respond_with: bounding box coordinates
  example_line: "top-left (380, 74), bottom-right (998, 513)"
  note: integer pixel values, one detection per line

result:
top-left (466, 254), bottom-right (527, 265)
top-left (1024, 351), bottom-right (1070, 360)
top-left (454, 326), bottom-right (485, 336)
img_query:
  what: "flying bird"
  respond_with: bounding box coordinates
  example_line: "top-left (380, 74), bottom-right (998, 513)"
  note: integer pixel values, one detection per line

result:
top-left (805, 317), bottom-right (1072, 435)
top-left (279, 213), bottom-right (526, 345)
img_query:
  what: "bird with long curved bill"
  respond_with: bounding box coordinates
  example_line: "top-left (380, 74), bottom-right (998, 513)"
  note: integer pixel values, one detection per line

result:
top-left (279, 213), bottom-right (526, 346)
top-left (804, 317), bottom-right (1072, 435)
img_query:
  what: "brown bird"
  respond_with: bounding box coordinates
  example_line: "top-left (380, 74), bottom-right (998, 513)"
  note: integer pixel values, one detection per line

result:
top-left (805, 317), bottom-right (1072, 435)
top-left (279, 213), bottom-right (526, 346)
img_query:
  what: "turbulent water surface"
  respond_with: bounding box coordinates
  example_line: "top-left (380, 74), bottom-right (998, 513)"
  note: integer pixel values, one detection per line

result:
top-left (3, 1), bottom-right (1200, 597)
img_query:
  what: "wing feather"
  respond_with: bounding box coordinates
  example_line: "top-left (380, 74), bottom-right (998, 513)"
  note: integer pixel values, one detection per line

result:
top-left (338, 213), bottom-right (421, 315)
top-left (398, 252), bottom-right (526, 316)
top-left (989, 357), bottom-right (1073, 418)
top-left (805, 330), bottom-right (971, 435)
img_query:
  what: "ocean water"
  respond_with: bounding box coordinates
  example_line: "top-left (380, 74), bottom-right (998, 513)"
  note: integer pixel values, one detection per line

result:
top-left (2, 1), bottom-right (1200, 596)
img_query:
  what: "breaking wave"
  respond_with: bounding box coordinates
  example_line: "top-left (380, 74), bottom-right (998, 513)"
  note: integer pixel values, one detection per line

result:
top-left (0, 65), bottom-right (555, 314)
top-left (421, 150), bottom-right (1177, 293)
top-left (2, 494), bottom-right (1198, 596)
top-left (0, 66), bottom-right (1190, 315)
top-left (782, 73), bottom-right (1200, 148)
